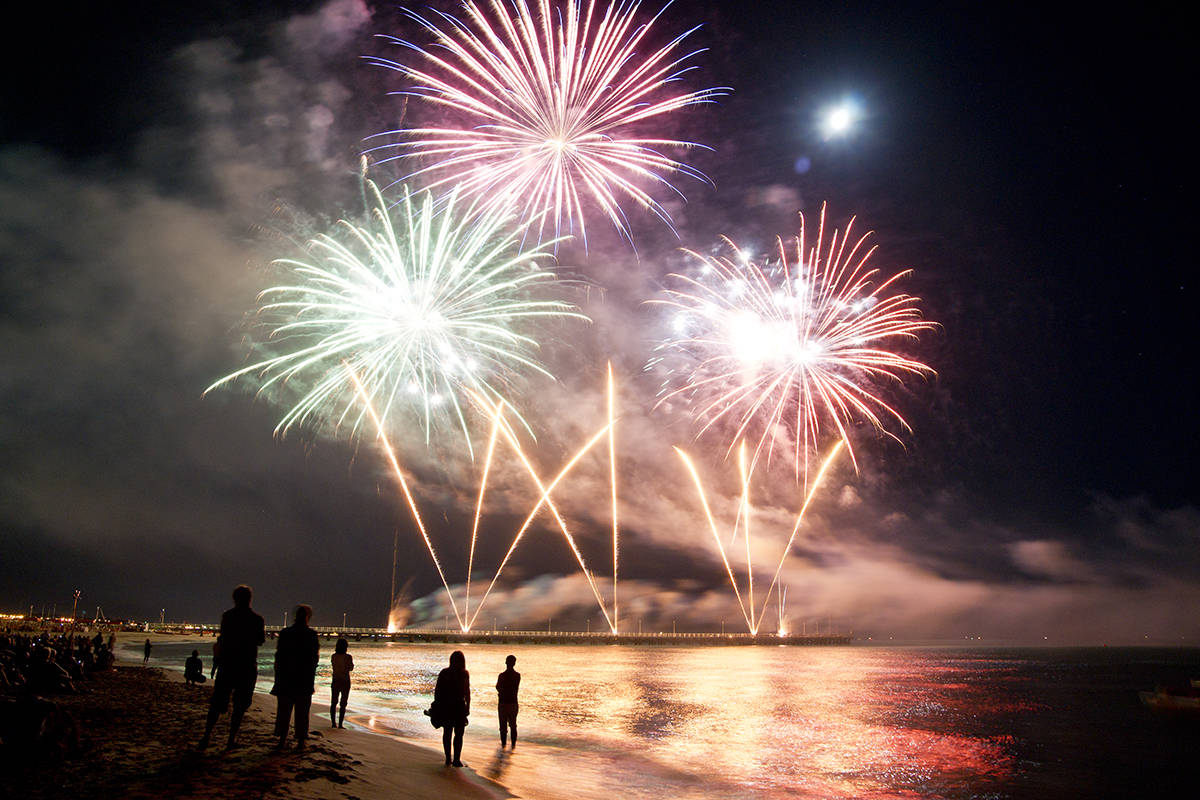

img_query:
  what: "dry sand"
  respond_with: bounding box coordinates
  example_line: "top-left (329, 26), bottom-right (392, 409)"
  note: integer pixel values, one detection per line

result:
top-left (5, 635), bottom-right (516, 800)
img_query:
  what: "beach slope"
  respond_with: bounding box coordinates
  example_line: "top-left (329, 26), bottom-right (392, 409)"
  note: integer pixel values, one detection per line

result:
top-left (5, 662), bottom-right (514, 800)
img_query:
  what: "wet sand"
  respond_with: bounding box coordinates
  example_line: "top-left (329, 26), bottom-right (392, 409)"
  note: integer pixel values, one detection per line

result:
top-left (6, 635), bottom-right (515, 800)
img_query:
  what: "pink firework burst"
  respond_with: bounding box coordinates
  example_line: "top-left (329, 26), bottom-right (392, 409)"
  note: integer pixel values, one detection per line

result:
top-left (368, 0), bottom-right (727, 247)
top-left (653, 204), bottom-right (937, 483)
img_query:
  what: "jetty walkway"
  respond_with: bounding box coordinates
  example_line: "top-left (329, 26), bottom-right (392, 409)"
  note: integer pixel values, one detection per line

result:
top-left (150, 624), bottom-right (853, 646)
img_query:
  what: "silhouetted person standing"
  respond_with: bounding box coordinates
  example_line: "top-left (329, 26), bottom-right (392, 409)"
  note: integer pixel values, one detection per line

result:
top-left (271, 604), bottom-right (319, 750)
top-left (143, 639), bottom-right (152, 663)
top-left (330, 638), bottom-right (353, 729)
top-left (198, 584), bottom-right (266, 751)
top-left (496, 654), bottom-right (520, 747)
top-left (435, 650), bottom-right (470, 766)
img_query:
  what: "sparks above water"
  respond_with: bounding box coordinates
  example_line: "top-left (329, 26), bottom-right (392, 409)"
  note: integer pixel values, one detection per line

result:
top-left (652, 204), bottom-right (936, 484)
top-left (654, 207), bottom-right (934, 634)
top-left (463, 384), bottom-right (619, 632)
top-left (676, 440), bottom-right (844, 634)
top-left (367, 0), bottom-right (728, 247)
top-left (356, 373), bottom-right (622, 633)
top-left (206, 175), bottom-right (586, 450)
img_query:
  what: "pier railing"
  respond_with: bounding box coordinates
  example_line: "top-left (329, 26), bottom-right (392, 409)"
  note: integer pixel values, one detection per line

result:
top-left (135, 624), bottom-right (853, 646)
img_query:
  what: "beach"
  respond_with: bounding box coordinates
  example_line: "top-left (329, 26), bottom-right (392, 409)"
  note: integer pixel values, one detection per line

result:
top-left (5, 633), bottom-right (514, 800)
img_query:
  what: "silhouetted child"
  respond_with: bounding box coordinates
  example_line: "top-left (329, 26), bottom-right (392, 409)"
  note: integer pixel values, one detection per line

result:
top-left (330, 638), bottom-right (353, 728)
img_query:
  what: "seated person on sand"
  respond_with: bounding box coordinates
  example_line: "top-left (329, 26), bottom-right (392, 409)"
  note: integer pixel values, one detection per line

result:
top-left (0, 655), bottom-right (25, 688)
top-left (27, 649), bottom-right (76, 695)
top-left (185, 650), bottom-right (206, 685)
top-left (56, 650), bottom-right (83, 682)
top-left (0, 695), bottom-right (83, 757)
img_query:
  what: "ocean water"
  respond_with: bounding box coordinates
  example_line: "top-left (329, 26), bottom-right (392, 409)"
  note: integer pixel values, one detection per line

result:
top-left (146, 641), bottom-right (1200, 799)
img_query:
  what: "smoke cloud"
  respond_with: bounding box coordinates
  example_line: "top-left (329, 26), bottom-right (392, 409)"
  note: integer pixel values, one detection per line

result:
top-left (2, 2), bottom-right (1196, 645)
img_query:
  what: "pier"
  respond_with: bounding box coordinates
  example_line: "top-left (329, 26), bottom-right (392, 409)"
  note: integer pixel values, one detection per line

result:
top-left (15, 617), bottom-right (853, 645)
top-left (317, 629), bottom-right (855, 646)
top-left (154, 625), bottom-right (852, 646)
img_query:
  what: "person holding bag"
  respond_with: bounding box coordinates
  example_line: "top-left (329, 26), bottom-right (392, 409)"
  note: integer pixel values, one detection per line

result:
top-left (433, 650), bottom-right (470, 766)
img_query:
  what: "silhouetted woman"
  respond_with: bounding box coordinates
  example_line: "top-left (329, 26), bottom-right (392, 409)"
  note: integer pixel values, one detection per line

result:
top-left (329, 638), bottom-right (353, 728)
top-left (434, 650), bottom-right (470, 766)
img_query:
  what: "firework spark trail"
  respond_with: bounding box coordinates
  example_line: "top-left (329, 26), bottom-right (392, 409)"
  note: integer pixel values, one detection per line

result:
top-left (676, 447), bottom-right (754, 632)
top-left (346, 365), bottom-right (466, 630)
top-left (367, 0), bottom-right (728, 247)
top-left (737, 442), bottom-right (754, 628)
top-left (349, 380), bottom-right (617, 633)
top-left (347, 376), bottom-right (610, 633)
top-left (459, 369), bottom-right (621, 631)
top-left (676, 441), bottom-right (843, 634)
top-left (608, 363), bottom-right (619, 632)
top-left (755, 440), bottom-right (844, 628)
top-left (466, 404), bottom-right (617, 631)
top-left (205, 176), bottom-right (585, 452)
top-left (465, 400), bottom-right (505, 624)
top-left (654, 204), bottom-right (935, 485)
top-left (660, 207), bottom-right (932, 634)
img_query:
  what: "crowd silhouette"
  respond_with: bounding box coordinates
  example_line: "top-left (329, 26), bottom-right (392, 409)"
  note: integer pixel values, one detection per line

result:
top-left (3, 584), bottom-right (532, 770)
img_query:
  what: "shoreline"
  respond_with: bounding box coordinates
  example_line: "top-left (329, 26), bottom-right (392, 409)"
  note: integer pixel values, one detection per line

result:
top-left (7, 632), bottom-right (517, 800)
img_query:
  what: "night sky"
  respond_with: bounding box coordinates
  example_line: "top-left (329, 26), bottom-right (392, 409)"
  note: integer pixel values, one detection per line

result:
top-left (1, 1), bottom-right (1195, 643)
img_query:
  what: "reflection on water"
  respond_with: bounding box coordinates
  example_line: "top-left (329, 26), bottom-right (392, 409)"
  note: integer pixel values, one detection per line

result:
top-left (496, 646), bottom-right (1020, 799)
top-left (149, 641), bottom-right (1200, 798)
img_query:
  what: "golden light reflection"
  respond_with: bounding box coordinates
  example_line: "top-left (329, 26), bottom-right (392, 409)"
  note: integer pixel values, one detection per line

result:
top-left (311, 643), bottom-right (1028, 800)
top-left (490, 646), bottom-right (1019, 800)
